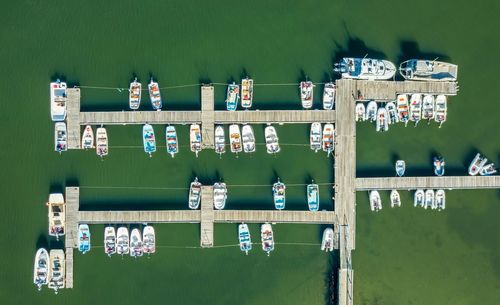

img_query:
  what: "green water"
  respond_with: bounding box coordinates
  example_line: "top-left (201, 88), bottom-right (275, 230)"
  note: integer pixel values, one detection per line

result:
top-left (1, 0), bottom-right (499, 304)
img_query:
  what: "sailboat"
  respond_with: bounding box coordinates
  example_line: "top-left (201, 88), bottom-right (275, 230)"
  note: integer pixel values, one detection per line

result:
top-left (143, 225), bottom-right (156, 254)
top-left (142, 124), bottom-right (156, 156)
top-left (399, 59), bottom-right (458, 82)
top-left (390, 190), bottom-right (401, 208)
top-left (261, 223), bottom-right (275, 256)
top-left (213, 182), bottom-right (228, 210)
top-left (81, 125), bottom-right (94, 149)
top-left (396, 94), bottom-right (409, 126)
top-left (165, 125), bottom-right (178, 158)
top-left (238, 223), bottom-right (252, 255)
top-left (265, 126), bottom-right (280, 154)
top-left (366, 101), bottom-right (378, 122)
top-left (242, 124), bottom-right (256, 153)
top-left (54, 122), bottom-right (67, 153)
top-left (355, 103), bottom-right (366, 122)
top-left (435, 189), bottom-right (446, 211)
top-left (323, 82), bottom-right (336, 110)
top-left (273, 178), bottom-right (286, 210)
top-left (148, 78), bottom-right (162, 110)
top-left (33, 248), bottom-right (49, 291)
top-left (369, 190), bottom-right (382, 212)
top-left (104, 226), bottom-right (116, 257)
top-left (188, 177), bottom-right (202, 209)
top-left (376, 107), bottom-right (389, 132)
top-left (229, 124), bottom-right (243, 154)
top-left (129, 78), bottom-right (142, 110)
top-left (334, 58), bottom-right (396, 80)
top-left (78, 224), bottom-right (91, 254)
top-left (321, 228), bottom-right (334, 252)
top-left (310, 122), bottom-right (322, 152)
top-left (395, 160), bottom-right (406, 177)
top-left (130, 228), bottom-right (144, 258)
top-left (424, 189), bottom-right (435, 210)
top-left (214, 125), bottom-right (226, 156)
top-left (414, 189), bottom-right (425, 207)
top-left (409, 94), bottom-right (422, 126)
top-left (300, 81), bottom-right (314, 109)
top-left (322, 123), bottom-right (334, 156)
top-left (116, 227), bottom-right (130, 256)
top-left (241, 78), bottom-right (253, 108)
top-left (190, 124), bottom-right (202, 157)
top-left (307, 182), bottom-right (320, 211)
top-left (422, 94), bottom-right (435, 121)
top-left (226, 82), bottom-right (239, 111)
top-left (48, 249), bottom-right (65, 294)
top-left (468, 153), bottom-right (488, 176)
top-left (385, 101), bottom-right (399, 124)
top-left (434, 95), bottom-right (447, 127)
top-left (47, 193), bottom-right (65, 239)
top-left (50, 79), bottom-right (67, 121)
top-left (96, 127), bottom-right (109, 157)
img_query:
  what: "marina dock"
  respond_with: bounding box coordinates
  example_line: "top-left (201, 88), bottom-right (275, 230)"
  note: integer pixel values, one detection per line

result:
top-left (355, 176), bottom-right (500, 190)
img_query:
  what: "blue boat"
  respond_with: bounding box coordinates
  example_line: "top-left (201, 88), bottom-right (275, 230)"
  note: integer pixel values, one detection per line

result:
top-left (395, 160), bottom-right (406, 177)
top-left (226, 82), bottom-right (239, 111)
top-left (165, 126), bottom-right (178, 158)
top-left (307, 183), bottom-right (319, 211)
top-left (238, 223), bottom-right (252, 255)
top-left (143, 124), bottom-right (156, 156)
top-left (433, 156), bottom-right (445, 176)
top-left (78, 224), bottom-right (91, 254)
top-left (273, 178), bottom-right (286, 210)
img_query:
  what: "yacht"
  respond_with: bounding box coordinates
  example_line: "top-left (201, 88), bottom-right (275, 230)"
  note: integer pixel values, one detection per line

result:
top-left (435, 189), bottom-right (446, 211)
top-left (226, 82), bottom-right (239, 111)
top-left (396, 94), bottom-right (409, 126)
top-left (385, 101), bottom-right (399, 124)
top-left (433, 156), bottom-right (445, 176)
top-left (414, 189), bottom-right (425, 207)
top-left (96, 127), bottom-right (109, 157)
top-left (78, 224), bottom-right (91, 254)
top-left (273, 178), bottom-right (286, 210)
top-left (480, 163), bottom-right (497, 176)
top-left (376, 107), bottom-right (389, 132)
top-left (323, 82), bottom-right (336, 110)
top-left (369, 190), bottom-right (382, 212)
top-left (213, 182), bottom-right (228, 210)
top-left (188, 177), bottom-right (202, 209)
top-left (265, 126), bottom-right (280, 154)
top-left (214, 125), bottom-right (226, 156)
top-left (148, 78), bottom-right (162, 110)
top-left (130, 228), bottom-right (143, 258)
top-left (409, 94), bottom-right (422, 126)
top-left (334, 58), bottom-right (396, 80)
top-left (47, 193), bottom-right (65, 239)
top-left (300, 81), bottom-right (314, 109)
top-left (116, 227), bottom-right (130, 256)
top-left (399, 59), bottom-right (458, 82)
top-left (48, 249), bottom-right (65, 294)
top-left (166, 125), bottom-right (178, 158)
top-left (307, 182), bottom-right (319, 211)
top-left (129, 78), bottom-right (142, 110)
top-left (355, 103), bottom-right (366, 122)
top-left (54, 122), bottom-right (67, 153)
top-left (142, 124), bottom-right (156, 156)
top-left (238, 223), bottom-right (252, 255)
top-left (434, 95), bottom-right (448, 127)
top-left (322, 123), bottom-right (334, 156)
top-left (33, 248), bottom-right (49, 291)
top-left (190, 124), bottom-right (202, 157)
top-left (242, 124), bottom-right (256, 153)
top-left (143, 225), bottom-right (156, 254)
top-left (241, 78), bottom-right (253, 108)
top-left (424, 189), bottom-right (435, 210)
top-left (261, 223), bottom-right (275, 255)
top-left (422, 94), bottom-right (435, 121)
top-left (395, 160), bottom-right (406, 177)
top-left (366, 101), bottom-right (378, 122)
top-left (50, 79), bottom-right (67, 121)
top-left (310, 122), bottom-right (322, 152)
top-left (104, 226), bottom-right (116, 257)
top-left (468, 153), bottom-right (488, 176)
top-left (390, 190), bottom-right (401, 208)
top-left (321, 228), bottom-right (334, 252)
top-left (81, 125), bottom-right (94, 149)
top-left (229, 124), bottom-right (243, 154)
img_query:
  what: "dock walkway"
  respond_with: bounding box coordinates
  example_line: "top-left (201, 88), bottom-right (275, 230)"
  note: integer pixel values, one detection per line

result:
top-left (200, 186), bottom-right (214, 247)
top-left (355, 176), bottom-right (500, 190)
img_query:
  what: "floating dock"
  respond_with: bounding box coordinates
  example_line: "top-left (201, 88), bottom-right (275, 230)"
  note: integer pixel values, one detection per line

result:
top-left (355, 176), bottom-right (500, 190)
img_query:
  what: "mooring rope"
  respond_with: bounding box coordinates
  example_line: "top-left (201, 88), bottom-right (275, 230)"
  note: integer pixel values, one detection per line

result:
top-left (79, 182), bottom-right (333, 190)
top-left (86, 242), bottom-right (321, 250)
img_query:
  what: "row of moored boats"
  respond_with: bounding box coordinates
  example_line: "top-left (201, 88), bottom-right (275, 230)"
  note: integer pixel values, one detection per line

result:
top-left (369, 189), bottom-right (446, 212)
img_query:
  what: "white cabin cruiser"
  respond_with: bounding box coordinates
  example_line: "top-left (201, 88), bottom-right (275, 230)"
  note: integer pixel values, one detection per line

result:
top-left (369, 190), bottom-right (382, 212)
top-left (399, 59), bottom-right (458, 82)
top-left (242, 124), bottom-right (256, 153)
top-left (323, 82), bottom-right (335, 110)
top-left (50, 79), bottom-right (67, 121)
top-left (334, 58), bottom-right (396, 80)
top-left (310, 122), bottom-right (322, 152)
top-left (265, 126), bottom-right (280, 154)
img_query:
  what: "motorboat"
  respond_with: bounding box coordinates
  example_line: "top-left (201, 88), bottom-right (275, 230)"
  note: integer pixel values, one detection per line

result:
top-left (48, 249), bottom-right (65, 293)
top-left (435, 189), bottom-right (446, 211)
top-left (409, 94), bottom-right (422, 126)
top-left (399, 59), bottom-right (458, 82)
top-left (366, 101), bottom-right (378, 122)
top-left (310, 122), bottom-right (322, 152)
top-left (188, 177), bottom-right (202, 209)
top-left (116, 227), bottom-right (130, 256)
top-left (300, 81), bottom-right (314, 109)
top-left (166, 125), bottom-right (178, 158)
top-left (129, 78), bottom-right (142, 110)
top-left (238, 223), bottom-right (252, 255)
top-left (321, 227), bottom-right (334, 252)
top-left (50, 79), bottom-right (67, 121)
top-left (81, 125), bottom-right (94, 149)
top-left (369, 190), bottom-right (382, 212)
top-left (226, 82), bottom-right (239, 111)
top-left (414, 189), bottom-right (425, 207)
top-left (273, 178), bottom-right (286, 210)
top-left (390, 190), bottom-right (401, 208)
top-left (54, 122), bottom-right (67, 153)
top-left (480, 163), bottom-right (497, 176)
top-left (213, 182), bottom-right (228, 210)
top-left (323, 82), bottom-right (335, 110)
top-left (434, 95), bottom-right (447, 127)
top-left (148, 78), bottom-right (162, 110)
top-left (307, 182), bottom-right (319, 211)
top-left (214, 125), bottom-right (225, 156)
top-left (47, 193), bottom-right (65, 239)
top-left (265, 126), bottom-right (280, 154)
top-left (395, 160), bottom-right (406, 177)
top-left (261, 223), bottom-right (274, 255)
top-left (355, 103), bottom-right (366, 122)
top-left (130, 228), bottom-right (143, 258)
top-left (334, 58), bottom-right (396, 80)
top-left (396, 94), bottom-right (409, 126)
top-left (229, 124), bottom-right (242, 154)
top-left (422, 94), bottom-right (435, 121)
top-left (433, 156), bottom-right (445, 176)
top-left (33, 248), bottom-right (49, 291)
top-left (424, 189), bottom-right (435, 210)
top-left (242, 124), bottom-right (256, 153)
top-left (96, 127), bottom-right (109, 157)
top-left (78, 224), bottom-right (91, 254)
top-left (322, 123), bottom-right (334, 156)
top-left (385, 101), bottom-right (399, 124)
top-left (468, 153), bottom-right (488, 176)
top-left (142, 124), bottom-right (156, 156)
top-left (104, 226), bottom-right (116, 257)
top-left (190, 124), bottom-right (202, 157)
top-left (143, 225), bottom-right (156, 254)
top-left (376, 107), bottom-right (389, 132)
top-left (241, 78), bottom-right (253, 108)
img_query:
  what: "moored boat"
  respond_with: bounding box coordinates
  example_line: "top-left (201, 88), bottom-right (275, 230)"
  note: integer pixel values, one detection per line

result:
top-left (47, 193), bottom-right (65, 239)
top-left (96, 127), bottom-right (109, 157)
top-left (241, 78), bottom-right (253, 108)
top-left (78, 224), bottom-right (91, 254)
top-left (323, 82), bottom-right (336, 110)
top-left (214, 125), bottom-right (225, 156)
top-left (468, 153), bottom-right (488, 176)
top-left (385, 101), bottom-right (399, 124)
top-left (265, 126), bottom-right (280, 154)
top-left (300, 81), bottom-right (314, 109)
top-left (334, 58), bottom-right (396, 80)
top-left (433, 156), bottom-right (445, 176)
top-left (50, 79), bottom-right (67, 121)
top-left (148, 78), bottom-right (162, 110)
top-left (129, 78), bottom-right (142, 110)
top-left (414, 189), bottom-right (425, 207)
top-left (366, 101), bottom-right (378, 122)
top-left (226, 82), bottom-right (239, 111)
top-left (188, 177), bottom-right (202, 209)
top-left (142, 124), bottom-right (156, 156)
top-left (213, 182), bottom-right (228, 210)
top-left (434, 95), bottom-right (447, 127)
top-left (229, 124), bottom-right (242, 154)
top-left (190, 124), bottom-right (202, 157)
top-left (143, 225), bottom-right (156, 254)
top-left (396, 94), bottom-right (409, 126)
top-left (238, 223), bottom-right (252, 255)
top-left (33, 248), bottom-right (49, 291)
top-left (310, 122), bottom-right (322, 152)
top-left (390, 190), bottom-right (401, 208)
top-left (130, 228), bottom-right (143, 258)
top-left (54, 122), bottom-right (67, 153)
top-left (307, 182), bottom-right (319, 211)
top-left (104, 226), bottom-right (116, 257)
top-left (435, 189), bottom-right (446, 211)
top-left (422, 94), bottom-right (435, 121)
top-left (395, 160), bottom-right (406, 177)
top-left (409, 94), bottom-right (422, 126)
top-left (81, 125), bottom-right (94, 149)
top-left (399, 59), bottom-right (458, 82)
top-left (116, 227), bottom-right (130, 256)
top-left (165, 125), bottom-right (178, 158)
top-left (321, 227), bottom-right (334, 252)
top-left (48, 249), bottom-right (65, 294)
top-left (242, 124), bottom-right (256, 153)
top-left (480, 163), bottom-right (497, 176)
top-left (322, 123), bottom-right (334, 156)
top-left (355, 103), bottom-right (366, 122)
top-left (369, 190), bottom-right (382, 212)
top-left (376, 107), bottom-right (389, 132)
top-left (273, 178), bottom-right (286, 210)
top-left (424, 189), bottom-right (435, 210)
top-left (261, 223), bottom-right (274, 255)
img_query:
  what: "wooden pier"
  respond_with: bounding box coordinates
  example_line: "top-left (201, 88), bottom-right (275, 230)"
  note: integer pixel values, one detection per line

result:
top-left (355, 176), bottom-right (500, 190)
top-left (65, 247), bottom-right (73, 289)
top-left (353, 80), bottom-right (458, 100)
top-left (66, 88), bottom-right (81, 149)
top-left (200, 185), bottom-right (214, 247)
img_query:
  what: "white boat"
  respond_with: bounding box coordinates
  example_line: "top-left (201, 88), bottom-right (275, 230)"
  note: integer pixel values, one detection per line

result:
top-left (376, 107), bottom-right (389, 132)
top-left (433, 156), bottom-right (445, 176)
top-left (424, 189), bottom-right (435, 210)
top-left (414, 189), bottom-right (425, 207)
top-left (188, 177), bottom-right (202, 209)
top-left (322, 123), bottom-right (334, 155)
top-left (166, 125), bottom-right (178, 158)
top-left (116, 227), bottom-right (129, 255)
top-left (395, 160), bottom-right (406, 177)
top-left (78, 224), bottom-right (91, 254)
top-left (129, 78), bottom-right (142, 110)
top-left (399, 59), bottom-right (458, 82)
top-left (47, 193), bottom-right (65, 239)
top-left (310, 122), bottom-right (322, 152)
top-left (434, 95), bottom-right (447, 127)
top-left (226, 82), bottom-right (240, 111)
top-left (334, 58), bottom-right (396, 80)
top-left (50, 79), bottom-right (67, 121)
top-left (229, 124), bottom-right (242, 154)
top-left (369, 190), bottom-right (382, 212)
top-left (190, 124), bottom-right (202, 157)
top-left (261, 223), bottom-right (274, 255)
top-left (355, 103), bottom-right (366, 122)
top-left (241, 78), bottom-right (253, 108)
top-left (214, 125), bottom-right (225, 156)
top-left (148, 79), bottom-right (162, 110)
top-left (480, 163), bottom-right (497, 176)
top-left (96, 127), bottom-right (109, 157)
top-left (323, 82), bottom-right (336, 110)
top-left (468, 153), bottom-right (488, 176)
top-left (435, 189), bottom-right (446, 211)
top-left (143, 124), bottom-right (156, 156)
top-left (390, 190), bottom-right (401, 208)
top-left (242, 124), bottom-right (256, 153)
top-left (33, 248), bottom-right (49, 291)
top-left (213, 182), bottom-right (227, 210)
top-left (143, 225), bottom-right (156, 254)
top-left (422, 94), bottom-right (435, 121)
top-left (130, 228), bottom-right (143, 258)
top-left (366, 101), bottom-right (378, 122)
top-left (307, 182), bottom-right (319, 211)
top-left (300, 81), bottom-right (314, 109)
top-left (409, 94), bottom-right (422, 126)
top-left (396, 94), bottom-right (410, 126)
top-left (321, 227), bottom-right (334, 252)
top-left (48, 249), bottom-right (65, 293)
top-left (238, 223), bottom-right (252, 255)
top-left (265, 126), bottom-right (280, 154)
top-left (273, 178), bottom-right (286, 210)
top-left (104, 226), bottom-right (116, 257)
top-left (54, 122), bottom-right (67, 153)
top-left (81, 125), bottom-right (94, 149)
top-left (385, 101), bottom-right (399, 124)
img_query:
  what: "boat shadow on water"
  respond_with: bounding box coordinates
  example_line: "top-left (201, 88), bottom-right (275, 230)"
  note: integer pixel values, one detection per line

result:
top-left (397, 40), bottom-right (450, 65)
top-left (330, 27), bottom-right (387, 67)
